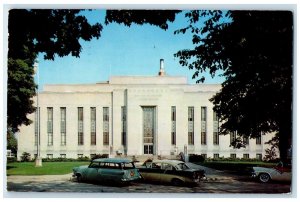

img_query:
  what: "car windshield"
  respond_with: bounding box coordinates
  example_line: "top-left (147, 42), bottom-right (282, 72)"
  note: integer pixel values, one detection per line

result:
top-left (176, 163), bottom-right (190, 170)
top-left (121, 162), bottom-right (135, 170)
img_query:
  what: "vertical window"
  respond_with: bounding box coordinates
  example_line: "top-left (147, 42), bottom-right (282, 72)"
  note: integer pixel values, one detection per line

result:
top-left (47, 107), bottom-right (53, 146)
top-left (243, 154), bottom-right (249, 159)
top-left (243, 136), bottom-right (249, 145)
top-left (213, 111), bottom-right (219, 145)
top-left (230, 153), bottom-right (236, 159)
top-left (91, 107), bottom-right (96, 145)
top-left (256, 154), bottom-right (262, 160)
top-left (256, 134), bottom-right (262, 145)
top-left (47, 154), bottom-right (53, 159)
top-left (201, 154), bottom-right (207, 159)
top-left (60, 154), bottom-right (66, 159)
top-left (201, 107), bottom-right (207, 145)
top-left (78, 107), bottom-right (84, 145)
top-left (230, 131), bottom-right (237, 144)
top-left (121, 106), bottom-right (126, 146)
top-left (171, 106), bottom-right (176, 145)
top-left (60, 107), bottom-right (66, 146)
top-left (213, 153), bottom-right (219, 159)
top-left (188, 107), bottom-right (194, 145)
top-left (103, 107), bottom-right (109, 145)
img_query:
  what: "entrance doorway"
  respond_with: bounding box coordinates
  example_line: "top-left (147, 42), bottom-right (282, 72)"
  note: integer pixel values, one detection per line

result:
top-left (142, 107), bottom-right (156, 155)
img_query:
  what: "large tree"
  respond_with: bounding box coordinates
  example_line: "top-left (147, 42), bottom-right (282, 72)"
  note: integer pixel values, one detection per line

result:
top-left (8, 9), bottom-right (180, 133)
top-left (174, 10), bottom-right (293, 160)
top-left (8, 9), bottom-right (102, 132)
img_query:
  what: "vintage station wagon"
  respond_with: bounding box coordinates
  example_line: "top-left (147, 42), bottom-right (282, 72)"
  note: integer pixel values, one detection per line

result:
top-left (72, 158), bottom-right (141, 184)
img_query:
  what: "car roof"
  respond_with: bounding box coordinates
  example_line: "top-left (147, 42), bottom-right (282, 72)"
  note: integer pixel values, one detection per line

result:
top-left (152, 159), bottom-right (185, 166)
top-left (92, 158), bottom-right (133, 163)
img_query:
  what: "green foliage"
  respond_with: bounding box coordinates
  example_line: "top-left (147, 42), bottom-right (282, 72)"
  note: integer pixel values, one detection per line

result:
top-left (20, 152), bottom-right (31, 162)
top-left (41, 157), bottom-right (90, 162)
top-left (8, 9), bottom-right (102, 132)
top-left (7, 59), bottom-right (36, 133)
top-left (189, 154), bottom-right (205, 163)
top-left (7, 129), bottom-right (18, 154)
top-left (105, 10), bottom-right (180, 30)
top-left (77, 156), bottom-right (90, 161)
top-left (174, 11), bottom-right (293, 160)
top-left (91, 154), bottom-right (109, 160)
top-left (7, 157), bottom-right (17, 163)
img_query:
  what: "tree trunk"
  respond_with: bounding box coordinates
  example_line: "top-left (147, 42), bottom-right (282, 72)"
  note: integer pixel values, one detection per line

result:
top-left (278, 116), bottom-right (292, 162)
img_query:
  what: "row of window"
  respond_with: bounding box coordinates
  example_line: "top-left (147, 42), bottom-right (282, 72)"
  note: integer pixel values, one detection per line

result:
top-left (35, 107), bottom-right (115, 146)
top-left (35, 106), bottom-right (262, 147)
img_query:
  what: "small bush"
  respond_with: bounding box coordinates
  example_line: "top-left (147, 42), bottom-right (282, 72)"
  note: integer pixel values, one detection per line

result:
top-left (20, 152), bottom-right (31, 162)
top-left (189, 154), bottom-right (205, 162)
top-left (77, 156), bottom-right (90, 161)
top-left (7, 157), bottom-right (17, 163)
top-left (91, 154), bottom-right (109, 160)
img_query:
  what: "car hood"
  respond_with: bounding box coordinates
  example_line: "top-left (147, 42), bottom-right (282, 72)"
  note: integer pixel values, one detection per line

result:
top-left (183, 168), bottom-right (205, 173)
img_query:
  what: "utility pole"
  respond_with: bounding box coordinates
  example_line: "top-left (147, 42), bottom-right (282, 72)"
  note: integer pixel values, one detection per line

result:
top-left (34, 60), bottom-right (42, 167)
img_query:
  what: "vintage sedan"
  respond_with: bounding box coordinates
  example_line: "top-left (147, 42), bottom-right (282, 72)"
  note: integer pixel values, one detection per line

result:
top-left (72, 158), bottom-right (142, 184)
top-left (138, 160), bottom-right (206, 186)
top-left (251, 162), bottom-right (292, 183)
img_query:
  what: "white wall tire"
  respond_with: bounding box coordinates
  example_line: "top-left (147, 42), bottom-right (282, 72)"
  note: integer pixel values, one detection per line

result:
top-left (259, 173), bottom-right (270, 183)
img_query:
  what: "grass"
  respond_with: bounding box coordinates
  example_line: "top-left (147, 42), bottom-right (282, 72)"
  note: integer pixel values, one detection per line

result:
top-left (6, 161), bottom-right (89, 175)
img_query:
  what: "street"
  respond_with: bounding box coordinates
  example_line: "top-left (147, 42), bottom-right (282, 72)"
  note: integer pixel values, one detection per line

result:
top-left (6, 172), bottom-right (291, 195)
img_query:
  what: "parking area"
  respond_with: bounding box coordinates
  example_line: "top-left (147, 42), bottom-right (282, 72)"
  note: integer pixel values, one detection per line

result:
top-left (6, 171), bottom-right (291, 195)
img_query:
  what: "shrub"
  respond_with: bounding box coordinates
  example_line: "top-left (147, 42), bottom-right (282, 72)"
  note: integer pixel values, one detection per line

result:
top-left (91, 154), bottom-right (109, 160)
top-left (189, 154), bottom-right (205, 162)
top-left (20, 152), bottom-right (31, 162)
top-left (77, 156), bottom-right (90, 161)
top-left (7, 157), bottom-right (17, 163)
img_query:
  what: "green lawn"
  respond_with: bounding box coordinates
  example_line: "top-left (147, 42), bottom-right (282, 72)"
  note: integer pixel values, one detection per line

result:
top-left (6, 161), bottom-right (89, 175)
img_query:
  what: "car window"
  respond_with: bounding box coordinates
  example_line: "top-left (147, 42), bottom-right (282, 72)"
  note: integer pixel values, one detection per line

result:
top-left (99, 162), bottom-right (121, 169)
top-left (89, 162), bottom-right (100, 168)
top-left (163, 163), bottom-right (175, 171)
top-left (151, 162), bottom-right (162, 169)
top-left (176, 163), bottom-right (190, 170)
top-left (121, 162), bottom-right (135, 170)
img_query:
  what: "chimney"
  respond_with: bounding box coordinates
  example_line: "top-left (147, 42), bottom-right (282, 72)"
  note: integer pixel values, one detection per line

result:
top-left (158, 59), bottom-right (166, 76)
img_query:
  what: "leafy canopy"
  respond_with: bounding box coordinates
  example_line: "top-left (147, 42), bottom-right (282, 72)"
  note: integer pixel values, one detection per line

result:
top-left (174, 10), bottom-right (293, 159)
top-left (8, 9), bottom-right (102, 132)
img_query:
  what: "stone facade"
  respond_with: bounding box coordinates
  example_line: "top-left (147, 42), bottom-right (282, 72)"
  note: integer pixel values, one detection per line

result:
top-left (17, 65), bottom-right (274, 160)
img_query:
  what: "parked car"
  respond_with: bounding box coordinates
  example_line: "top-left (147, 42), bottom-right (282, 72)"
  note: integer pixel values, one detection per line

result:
top-left (251, 161), bottom-right (292, 183)
top-left (72, 158), bottom-right (142, 184)
top-left (138, 159), bottom-right (206, 186)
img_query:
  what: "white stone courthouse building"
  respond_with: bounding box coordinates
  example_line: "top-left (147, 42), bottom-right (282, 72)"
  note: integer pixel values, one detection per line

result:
top-left (17, 60), bottom-right (273, 160)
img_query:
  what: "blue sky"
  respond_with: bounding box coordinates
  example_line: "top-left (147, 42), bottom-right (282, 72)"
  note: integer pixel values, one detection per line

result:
top-left (36, 10), bottom-right (225, 90)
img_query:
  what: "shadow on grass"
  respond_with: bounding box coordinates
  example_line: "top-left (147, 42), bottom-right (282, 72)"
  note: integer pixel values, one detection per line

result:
top-left (6, 166), bottom-right (16, 170)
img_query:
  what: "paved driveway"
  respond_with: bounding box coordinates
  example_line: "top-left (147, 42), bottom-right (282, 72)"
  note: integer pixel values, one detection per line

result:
top-left (5, 163), bottom-right (291, 195)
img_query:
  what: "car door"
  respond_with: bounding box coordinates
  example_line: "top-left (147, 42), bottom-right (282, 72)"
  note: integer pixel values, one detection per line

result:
top-left (162, 163), bottom-right (177, 183)
top-left (85, 162), bottom-right (102, 182)
top-left (143, 162), bottom-right (162, 182)
top-left (98, 162), bottom-right (122, 182)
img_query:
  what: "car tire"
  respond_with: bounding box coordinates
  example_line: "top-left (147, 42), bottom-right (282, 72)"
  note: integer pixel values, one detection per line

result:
top-left (77, 174), bottom-right (83, 183)
top-left (171, 178), bottom-right (184, 186)
top-left (258, 173), bottom-right (270, 183)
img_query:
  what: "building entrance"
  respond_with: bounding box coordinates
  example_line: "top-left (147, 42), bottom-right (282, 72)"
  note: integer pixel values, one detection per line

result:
top-left (142, 107), bottom-right (156, 155)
